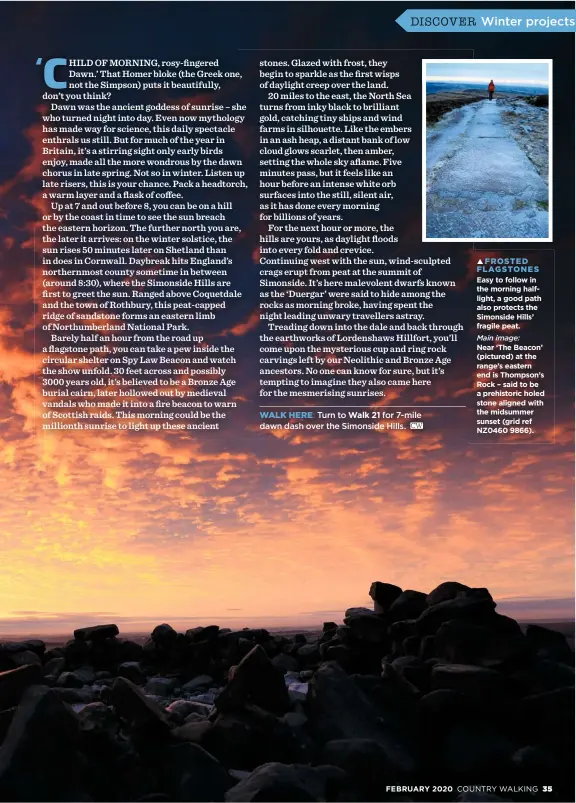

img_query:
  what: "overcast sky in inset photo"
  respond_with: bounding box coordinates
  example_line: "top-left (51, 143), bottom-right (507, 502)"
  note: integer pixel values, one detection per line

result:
top-left (426, 61), bottom-right (550, 86)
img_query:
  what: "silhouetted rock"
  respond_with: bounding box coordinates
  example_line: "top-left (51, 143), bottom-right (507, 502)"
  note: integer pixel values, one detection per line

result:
top-left (116, 639), bottom-right (144, 662)
top-left (145, 677), bottom-right (178, 696)
top-left (111, 676), bottom-right (171, 741)
top-left (182, 674), bottom-right (214, 693)
top-left (322, 622), bottom-right (338, 633)
top-left (10, 650), bottom-right (41, 668)
top-left (369, 582), bottom-right (403, 614)
top-left (151, 624), bottom-right (178, 648)
top-left (510, 658), bottom-right (574, 694)
top-left (431, 664), bottom-right (513, 698)
top-left (0, 685), bottom-right (86, 801)
top-left (54, 687), bottom-right (95, 704)
top-left (118, 661), bottom-right (146, 685)
top-left (344, 607), bottom-right (373, 619)
top-left (0, 581), bottom-right (572, 800)
top-left (322, 738), bottom-right (391, 799)
top-left (308, 661), bottom-right (416, 772)
top-left (420, 688), bottom-right (470, 726)
top-left (435, 618), bottom-right (530, 669)
top-left (525, 624), bottom-right (574, 664)
top-left (57, 670), bottom-right (86, 688)
top-left (0, 664), bottom-right (43, 709)
top-left (343, 611), bottom-right (388, 644)
top-left (297, 644), bottom-right (321, 665)
top-left (215, 646), bottom-right (290, 715)
top-left (44, 656), bottom-right (65, 677)
top-left (426, 581), bottom-right (471, 607)
top-left (440, 722), bottom-right (516, 774)
top-left (271, 653), bottom-right (299, 673)
top-left (416, 589), bottom-right (496, 635)
top-left (74, 624), bottom-right (119, 642)
top-left (197, 705), bottom-right (305, 771)
top-left (159, 742), bottom-right (233, 802)
top-left (387, 590), bottom-right (427, 623)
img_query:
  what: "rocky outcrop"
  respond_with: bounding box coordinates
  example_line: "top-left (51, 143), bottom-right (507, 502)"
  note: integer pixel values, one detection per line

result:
top-left (0, 580), bottom-right (573, 801)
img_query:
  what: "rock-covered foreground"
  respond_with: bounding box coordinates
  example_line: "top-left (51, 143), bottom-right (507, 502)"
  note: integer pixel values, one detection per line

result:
top-left (0, 582), bottom-right (574, 802)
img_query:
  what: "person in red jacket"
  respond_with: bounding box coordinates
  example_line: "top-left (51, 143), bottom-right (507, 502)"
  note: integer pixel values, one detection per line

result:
top-left (488, 80), bottom-right (495, 100)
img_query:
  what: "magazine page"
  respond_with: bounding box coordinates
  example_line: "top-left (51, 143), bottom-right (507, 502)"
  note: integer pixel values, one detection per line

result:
top-left (0, 1), bottom-right (574, 801)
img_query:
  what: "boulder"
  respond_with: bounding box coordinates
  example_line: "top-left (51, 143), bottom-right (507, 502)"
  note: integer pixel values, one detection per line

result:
top-left (419, 634), bottom-right (436, 661)
top-left (20, 640), bottom-right (45, 656)
top-left (182, 674), bottom-right (214, 693)
top-left (322, 622), bottom-right (339, 633)
top-left (426, 581), bottom-right (470, 607)
top-left (344, 606), bottom-right (374, 619)
top-left (215, 646), bottom-right (290, 715)
top-left (343, 612), bottom-right (388, 644)
top-left (297, 644), bottom-right (321, 665)
top-left (0, 641), bottom-right (44, 656)
top-left (322, 738), bottom-right (391, 799)
top-left (184, 701), bottom-right (213, 717)
top-left (56, 671), bottom-right (86, 689)
top-left (420, 688), bottom-right (470, 726)
top-left (0, 664), bottom-right (43, 709)
top-left (44, 656), bottom-right (66, 677)
top-left (402, 636), bottom-right (421, 656)
top-left (172, 719), bottom-right (214, 746)
top-left (517, 686), bottom-right (575, 745)
top-left (61, 639), bottom-right (90, 668)
top-left (0, 707), bottom-right (15, 744)
top-left (190, 705), bottom-right (306, 771)
top-left (416, 590), bottom-right (496, 635)
top-left (381, 660), bottom-right (421, 697)
top-left (118, 661), bottom-right (146, 685)
top-left (145, 677), bottom-right (178, 696)
top-left (116, 639), bottom-right (144, 662)
top-left (440, 722), bottom-right (516, 774)
top-left (388, 619), bottom-right (418, 640)
top-left (271, 654), bottom-right (298, 674)
top-left (509, 659), bottom-right (574, 695)
top-left (0, 685), bottom-right (86, 801)
top-left (216, 630), bottom-right (271, 663)
top-left (431, 664), bottom-right (512, 698)
top-left (159, 742), bottom-right (233, 802)
top-left (525, 624), bottom-right (574, 664)
top-left (186, 626), bottom-right (220, 642)
top-left (10, 650), bottom-right (41, 668)
top-left (73, 624), bottom-right (119, 642)
top-left (111, 676), bottom-right (170, 739)
top-left (151, 624), bottom-right (178, 648)
top-left (78, 701), bottom-right (120, 737)
top-left (308, 661), bottom-right (415, 772)
top-left (369, 582), bottom-right (403, 614)
top-left (435, 619), bottom-right (529, 668)
top-left (167, 700), bottom-right (211, 719)
top-left (74, 666), bottom-right (96, 685)
top-left (224, 762), bottom-right (349, 802)
top-left (387, 590), bottom-right (427, 623)
top-left (54, 687), bottom-right (95, 704)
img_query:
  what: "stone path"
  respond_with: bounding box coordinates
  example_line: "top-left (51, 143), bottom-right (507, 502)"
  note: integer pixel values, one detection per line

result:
top-left (426, 100), bottom-right (549, 239)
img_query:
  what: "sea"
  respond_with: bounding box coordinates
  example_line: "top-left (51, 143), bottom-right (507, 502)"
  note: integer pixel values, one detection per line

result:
top-left (426, 81), bottom-right (548, 96)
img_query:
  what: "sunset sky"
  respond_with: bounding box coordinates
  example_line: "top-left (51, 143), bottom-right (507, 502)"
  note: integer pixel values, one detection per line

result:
top-left (0, 2), bottom-right (573, 638)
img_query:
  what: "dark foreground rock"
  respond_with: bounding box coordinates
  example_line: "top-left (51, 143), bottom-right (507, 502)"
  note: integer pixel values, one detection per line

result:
top-left (0, 580), bottom-right (573, 801)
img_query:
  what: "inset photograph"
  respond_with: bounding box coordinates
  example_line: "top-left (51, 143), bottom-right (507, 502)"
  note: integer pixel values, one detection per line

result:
top-left (422, 59), bottom-right (552, 242)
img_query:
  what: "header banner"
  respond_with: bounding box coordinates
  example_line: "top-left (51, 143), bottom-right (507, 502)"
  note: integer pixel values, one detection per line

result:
top-left (395, 9), bottom-right (576, 31)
